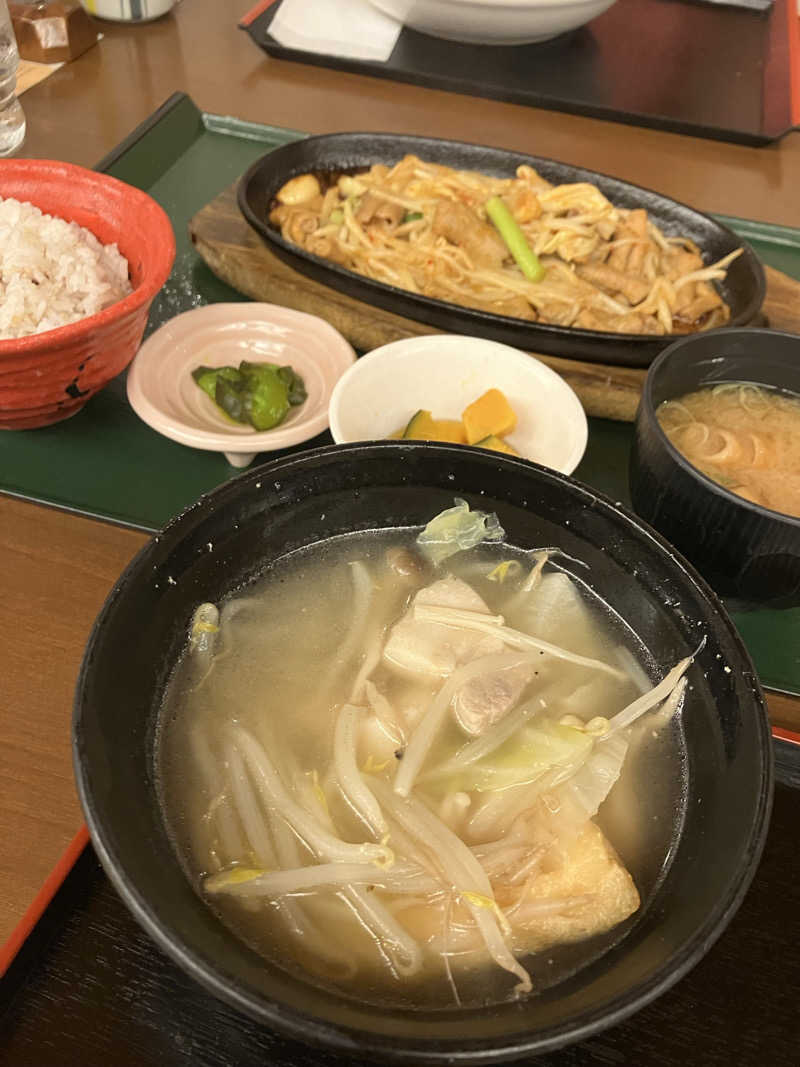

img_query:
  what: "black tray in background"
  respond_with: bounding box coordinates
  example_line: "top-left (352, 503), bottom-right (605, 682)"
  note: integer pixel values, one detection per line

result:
top-left (241, 0), bottom-right (798, 146)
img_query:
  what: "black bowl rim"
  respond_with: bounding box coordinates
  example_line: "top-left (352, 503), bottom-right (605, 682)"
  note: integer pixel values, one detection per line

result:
top-left (640, 326), bottom-right (800, 530)
top-left (73, 441), bottom-right (774, 1064)
top-left (237, 131), bottom-right (766, 354)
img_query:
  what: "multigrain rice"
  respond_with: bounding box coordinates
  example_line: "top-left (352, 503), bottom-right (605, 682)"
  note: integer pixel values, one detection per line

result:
top-left (0, 196), bottom-right (132, 340)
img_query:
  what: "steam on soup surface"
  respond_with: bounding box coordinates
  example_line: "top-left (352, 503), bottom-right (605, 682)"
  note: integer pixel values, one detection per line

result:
top-left (657, 382), bottom-right (800, 518)
top-left (157, 505), bottom-right (690, 1008)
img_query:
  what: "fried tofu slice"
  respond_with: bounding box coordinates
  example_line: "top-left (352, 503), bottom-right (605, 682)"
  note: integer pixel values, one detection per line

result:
top-left (392, 820), bottom-right (639, 961)
top-left (505, 820), bottom-right (640, 954)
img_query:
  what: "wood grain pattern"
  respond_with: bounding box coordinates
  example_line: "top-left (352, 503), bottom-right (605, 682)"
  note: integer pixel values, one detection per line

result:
top-left (769, 690), bottom-right (800, 733)
top-left (189, 184), bottom-right (800, 422)
top-left (0, 495), bottom-right (148, 948)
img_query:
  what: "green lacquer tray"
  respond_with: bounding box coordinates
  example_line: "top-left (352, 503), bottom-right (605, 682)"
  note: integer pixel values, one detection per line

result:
top-left (1, 92), bottom-right (798, 699)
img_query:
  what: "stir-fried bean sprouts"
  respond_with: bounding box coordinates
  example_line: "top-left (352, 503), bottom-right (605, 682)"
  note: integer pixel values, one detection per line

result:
top-left (270, 155), bottom-right (739, 336)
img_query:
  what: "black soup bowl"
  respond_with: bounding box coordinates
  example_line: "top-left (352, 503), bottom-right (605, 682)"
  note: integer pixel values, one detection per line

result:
top-left (630, 327), bottom-right (800, 607)
top-left (73, 442), bottom-right (772, 1063)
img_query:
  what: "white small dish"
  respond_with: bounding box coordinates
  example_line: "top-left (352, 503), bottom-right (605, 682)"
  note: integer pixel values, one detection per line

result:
top-left (127, 303), bottom-right (356, 467)
top-left (79, 0), bottom-right (175, 22)
top-left (328, 334), bottom-right (588, 474)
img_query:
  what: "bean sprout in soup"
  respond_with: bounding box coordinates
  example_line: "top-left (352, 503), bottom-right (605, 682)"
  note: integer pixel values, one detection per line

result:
top-left (157, 504), bottom-right (690, 1008)
top-left (657, 382), bottom-right (800, 518)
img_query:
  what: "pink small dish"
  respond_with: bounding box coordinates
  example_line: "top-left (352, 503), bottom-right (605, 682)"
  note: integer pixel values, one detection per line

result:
top-left (126, 303), bottom-right (356, 467)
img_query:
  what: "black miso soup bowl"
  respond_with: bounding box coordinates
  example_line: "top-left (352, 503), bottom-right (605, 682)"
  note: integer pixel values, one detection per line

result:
top-left (73, 443), bottom-right (772, 1064)
top-left (630, 327), bottom-right (800, 607)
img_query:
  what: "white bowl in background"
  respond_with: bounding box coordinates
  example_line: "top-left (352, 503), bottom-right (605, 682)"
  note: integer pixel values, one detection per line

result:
top-left (328, 334), bottom-right (588, 474)
top-left (127, 303), bottom-right (356, 468)
top-left (79, 0), bottom-right (175, 22)
top-left (366, 0), bottom-right (618, 45)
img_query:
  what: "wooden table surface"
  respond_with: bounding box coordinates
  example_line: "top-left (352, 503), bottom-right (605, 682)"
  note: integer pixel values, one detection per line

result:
top-left (2, 0), bottom-right (799, 1060)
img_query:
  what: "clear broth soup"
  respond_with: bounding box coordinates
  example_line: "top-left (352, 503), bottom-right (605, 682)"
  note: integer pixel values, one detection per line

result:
top-left (157, 528), bottom-right (687, 1010)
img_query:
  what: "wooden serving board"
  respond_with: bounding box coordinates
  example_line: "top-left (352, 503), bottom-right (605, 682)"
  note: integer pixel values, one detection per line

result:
top-left (189, 184), bottom-right (800, 422)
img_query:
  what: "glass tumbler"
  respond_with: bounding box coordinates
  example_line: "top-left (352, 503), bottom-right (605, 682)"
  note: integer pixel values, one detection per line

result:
top-left (0, 0), bottom-right (26, 156)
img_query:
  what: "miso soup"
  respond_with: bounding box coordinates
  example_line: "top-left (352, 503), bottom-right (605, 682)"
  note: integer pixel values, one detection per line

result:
top-left (657, 381), bottom-right (800, 518)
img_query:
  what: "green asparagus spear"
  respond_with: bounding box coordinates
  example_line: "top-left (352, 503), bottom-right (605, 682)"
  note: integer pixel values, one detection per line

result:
top-left (485, 196), bottom-right (545, 283)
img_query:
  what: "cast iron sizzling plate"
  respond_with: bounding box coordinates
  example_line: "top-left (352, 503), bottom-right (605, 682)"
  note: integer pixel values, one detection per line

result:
top-left (237, 133), bottom-right (766, 368)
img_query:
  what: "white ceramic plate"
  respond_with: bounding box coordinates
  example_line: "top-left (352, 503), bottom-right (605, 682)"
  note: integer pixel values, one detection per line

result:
top-left (127, 303), bottom-right (356, 467)
top-left (328, 334), bottom-right (588, 474)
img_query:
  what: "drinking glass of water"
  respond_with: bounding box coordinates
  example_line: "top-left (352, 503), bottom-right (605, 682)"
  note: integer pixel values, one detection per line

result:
top-left (0, 0), bottom-right (26, 156)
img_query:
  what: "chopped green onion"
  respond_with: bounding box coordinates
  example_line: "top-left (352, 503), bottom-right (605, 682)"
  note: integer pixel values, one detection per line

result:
top-left (402, 211), bottom-right (424, 223)
top-left (328, 208), bottom-right (344, 225)
top-left (485, 196), bottom-right (545, 283)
